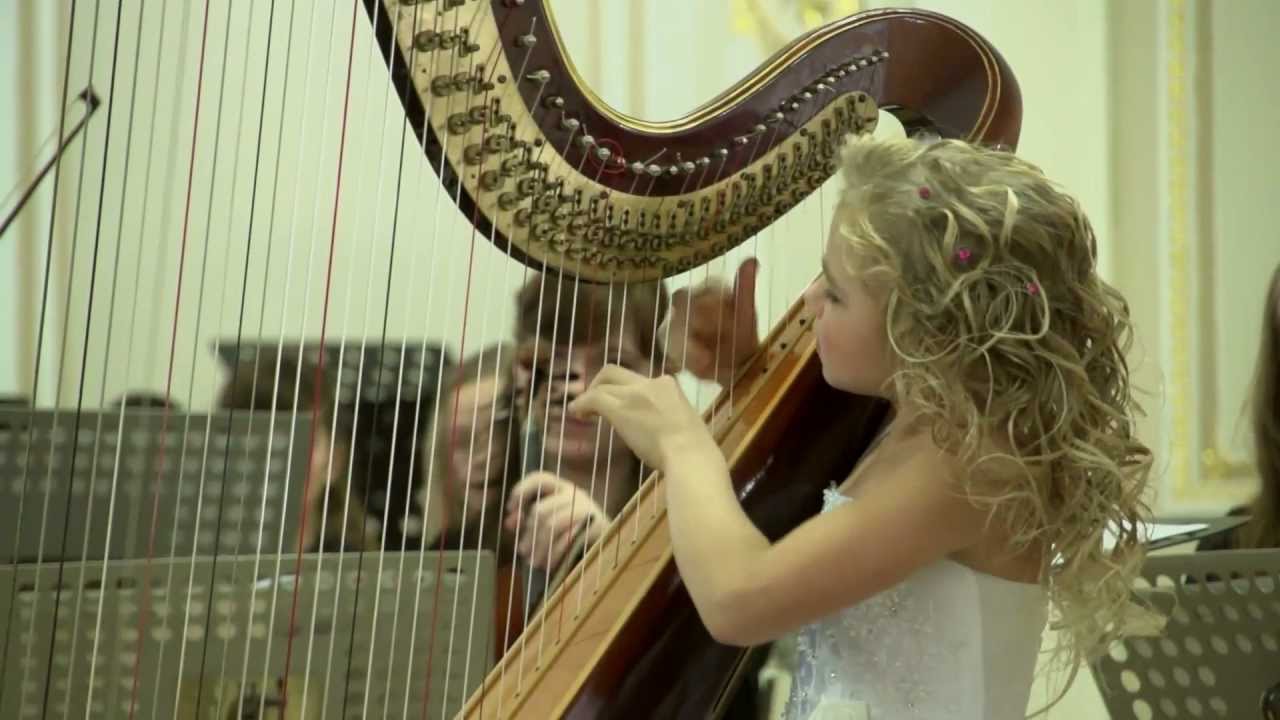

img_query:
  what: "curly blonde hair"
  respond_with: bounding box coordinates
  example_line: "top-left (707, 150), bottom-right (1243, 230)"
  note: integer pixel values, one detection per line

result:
top-left (832, 135), bottom-right (1155, 695)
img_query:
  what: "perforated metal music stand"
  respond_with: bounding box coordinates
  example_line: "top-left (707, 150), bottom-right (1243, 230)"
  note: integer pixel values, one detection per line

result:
top-left (0, 407), bottom-right (311, 563)
top-left (1091, 548), bottom-right (1280, 719)
top-left (0, 551), bottom-right (495, 719)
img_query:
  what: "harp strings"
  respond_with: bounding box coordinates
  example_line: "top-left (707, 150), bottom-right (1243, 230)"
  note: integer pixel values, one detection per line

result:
top-left (394, 5), bottom-right (470, 717)
top-left (589, 156), bottom-right (657, 580)
top-left (449, 19), bottom-right (523, 703)
top-left (34, 0), bottom-right (138, 715)
top-left (491, 98), bottom-right (783, 687)
top-left (509, 123), bottom-right (666, 687)
top-left (495, 87), bottom-right (587, 717)
top-left (174, 0), bottom-right (267, 713)
top-left (367, 2), bottom-right (469, 717)
top-left (52, 2), bottom-right (114, 716)
top-left (6, 1), bottom-right (850, 717)
top-left (123, 0), bottom-right (290, 716)
top-left (245, 0), bottom-right (349, 716)
top-left (452, 5), bottom-right (567, 679)
top-left (380, 3), bottom-right (507, 717)
top-left (412, 3), bottom-right (518, 717)
top-left (130, 0), bottom-right (218, 716)
top-left (543, 145), bottom-right (617, 647)
top-left (524, 134), bottom-right (617, 670)
top-left (290, 0), bottom-right (427, 714)
top-left (285, 2), bottom-right (422, 714)
top-left (11, 0), bottom-right (94, 714)
top-left (264, 0), bottom-right (353, 712)
top-left (119, 1), bottom-right (197, 716)
top-left (120, 0), bottom-right (209, 711)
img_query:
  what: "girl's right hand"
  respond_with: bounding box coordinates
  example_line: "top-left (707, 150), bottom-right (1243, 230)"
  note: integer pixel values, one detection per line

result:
top-left (663, 258), bottom-right (760, 384)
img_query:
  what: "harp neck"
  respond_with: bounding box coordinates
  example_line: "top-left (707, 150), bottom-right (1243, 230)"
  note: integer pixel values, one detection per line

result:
top-left (368, 1), bottom-right (1020, 282)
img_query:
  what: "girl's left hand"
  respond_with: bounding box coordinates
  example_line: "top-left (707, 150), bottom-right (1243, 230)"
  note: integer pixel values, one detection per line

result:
top-left (568, 365), bottom-right (714, 471)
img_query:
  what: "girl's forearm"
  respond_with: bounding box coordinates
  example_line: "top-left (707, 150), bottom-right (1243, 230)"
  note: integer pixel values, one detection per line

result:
top-left (659, 435), bottom-right (770, 641)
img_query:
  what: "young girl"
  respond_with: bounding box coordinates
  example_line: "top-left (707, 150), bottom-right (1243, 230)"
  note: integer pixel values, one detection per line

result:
top-left (569, 134), bottom-right (1154, 719)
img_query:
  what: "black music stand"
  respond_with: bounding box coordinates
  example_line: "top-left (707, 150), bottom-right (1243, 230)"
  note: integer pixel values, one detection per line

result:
top-left (212, 339), bottom-right (452, 406)
top-left (0, 551), bottom-right (495, 719)
top-left (1090, 548), bottom-right (1280, 719)
top-left (1142, 514), bottom-right (1250, 552)
top-left (213, 339), bottom-right (455, 547)
top-left (0, 407), bottom-right (311, 563)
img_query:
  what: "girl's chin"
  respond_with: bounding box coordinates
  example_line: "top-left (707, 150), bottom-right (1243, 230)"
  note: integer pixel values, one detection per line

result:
top-left (819, 364), bottom-right (844, 390)
top-left (818, 365), bottom-right (864, 396)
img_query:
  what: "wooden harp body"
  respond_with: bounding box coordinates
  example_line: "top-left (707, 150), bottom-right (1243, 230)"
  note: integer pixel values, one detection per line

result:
top-left (362, 1), bottom-right (1022, 717)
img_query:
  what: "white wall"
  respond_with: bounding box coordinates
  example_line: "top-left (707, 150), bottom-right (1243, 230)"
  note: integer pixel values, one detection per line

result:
top-left (0, 0), bottom-right (20, 396)
top-left (2, 1), bottom-right (66, 400)
top-left (1206, 0), bottom-right (1280, 474)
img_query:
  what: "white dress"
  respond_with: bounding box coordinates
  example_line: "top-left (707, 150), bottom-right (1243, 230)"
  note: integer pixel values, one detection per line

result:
top-left (781, 487), bottom-right (1049, 720)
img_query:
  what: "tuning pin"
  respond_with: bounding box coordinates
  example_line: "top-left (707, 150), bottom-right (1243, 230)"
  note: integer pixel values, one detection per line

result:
top-left (595, 147), bottom-right (612, 161)
top-left (413, 30), bottom-right (440, 51)
top-left (544, 96), bottom-right (565, 109)
top-left (577, 134), bottom-right (595, 148)
top-left (498, 192), bottom-right (521, 211)
top-left (680, 161), bottom-right (696, 174)
top-left (516, 33), bottom-right (537, 48)
top-left (629, 161), bottom-right (646, 174)
top-left (646, 164), bottom-right (663, 177)
top-left (480, 170), bottom-right (504, 192)
top-left (696, 157), bottom-right (711, 168)
top-left (560, 117), bottom-right (581, 132)
top-left (525, 69), bottom-right (551, 84)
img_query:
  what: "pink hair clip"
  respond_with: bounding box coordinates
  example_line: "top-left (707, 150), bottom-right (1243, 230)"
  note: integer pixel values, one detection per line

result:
top-left (952, 247), bottom-right (973, 265)
top-left (1026, 281), bottom-right (1040, 295)
top-left (917, 186), bottom-right (932, 200)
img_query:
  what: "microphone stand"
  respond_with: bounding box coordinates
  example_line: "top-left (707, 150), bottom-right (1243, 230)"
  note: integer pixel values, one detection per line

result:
top-left (0, 86), bottom-right (101, 240)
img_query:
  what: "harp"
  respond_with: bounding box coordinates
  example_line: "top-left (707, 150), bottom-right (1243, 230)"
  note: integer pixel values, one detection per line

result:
top-left (2, 1), bottom-right (1019, 718)
top-left (361, 2), bottom-right (1020, 717)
